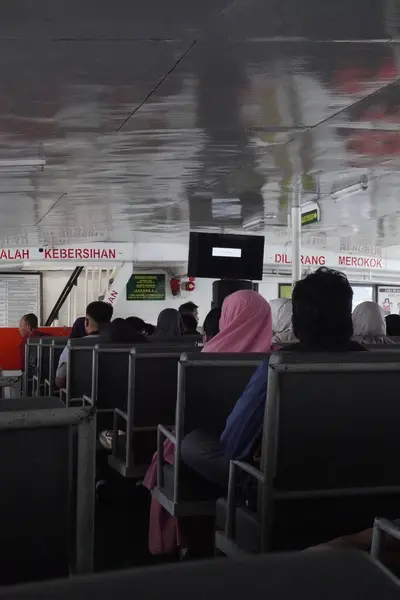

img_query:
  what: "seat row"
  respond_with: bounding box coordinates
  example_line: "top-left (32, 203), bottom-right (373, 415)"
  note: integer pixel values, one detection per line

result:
top-left (25, 337), bottom-right (400, 557)
top-left (148, 346), bottom-right (400, 554)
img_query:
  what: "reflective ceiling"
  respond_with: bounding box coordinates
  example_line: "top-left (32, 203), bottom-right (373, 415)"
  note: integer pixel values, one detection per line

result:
top-left (1, 0), bottom-right (400, 248)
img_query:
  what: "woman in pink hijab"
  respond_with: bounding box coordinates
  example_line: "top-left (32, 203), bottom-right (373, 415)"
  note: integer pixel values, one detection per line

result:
top-left (204, 290), bottom-right (272, 353)
top-left (144, 291), bottom-right (272, 555)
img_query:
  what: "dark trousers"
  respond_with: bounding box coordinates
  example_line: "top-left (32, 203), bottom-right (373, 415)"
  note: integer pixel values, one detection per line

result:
top-left (181, 428), bottom-right (230, 489)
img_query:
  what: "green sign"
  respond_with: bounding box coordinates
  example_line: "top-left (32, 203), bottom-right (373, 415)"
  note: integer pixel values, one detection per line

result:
top-left (301, 208), bottom-right (319, 227)
top-left (126, 274), bottom-right (166, 301)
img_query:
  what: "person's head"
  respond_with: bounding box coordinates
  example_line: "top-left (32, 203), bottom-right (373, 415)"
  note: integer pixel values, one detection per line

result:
top-left (292, 267), bottom-right (353, 344)
top-left (181, 313), bottom-right (198, 335)
top-left (101, 318), bottom-right (147, 344)
top-left (352, 301), bottom-right (388, 343)
top-left (203, 307), bottom-right (221, 342)
top-left (203, 290), bottom-right (272, 353)
top-left (154, 308), bottom-right (183, 339)
top-left (85, 301), bottom-right (113, 334)
top-left (126, 316), bottom-right (146, 334)
top-left (386, 314), bottom-right (400, 337)
top-left (19, 313), bottom-right (38, 338)
top-left (143, 322), bottom-right (156, 336)
top-left (69, 316), bottom-right (87, 339)
top-left (269, 298), bottom-right (296, 344)
top-left (179, 301), bottom-right (199, 323)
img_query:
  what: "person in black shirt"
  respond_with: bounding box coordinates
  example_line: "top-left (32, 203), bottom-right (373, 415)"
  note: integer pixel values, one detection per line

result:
top-left (181, 268), bottom-right (365, 488)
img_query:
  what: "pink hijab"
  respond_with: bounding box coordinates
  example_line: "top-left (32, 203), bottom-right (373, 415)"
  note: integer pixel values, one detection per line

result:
top-left (204, 290), bottom-right (272, 353)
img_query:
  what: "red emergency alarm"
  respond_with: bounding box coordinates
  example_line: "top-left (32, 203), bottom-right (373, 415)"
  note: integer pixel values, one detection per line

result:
top-left (170, 277), bottom-right (181, 296)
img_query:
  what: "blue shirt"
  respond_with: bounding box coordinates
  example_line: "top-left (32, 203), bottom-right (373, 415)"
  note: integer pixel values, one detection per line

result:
top-left (220, 360), bottom-right (269, 461)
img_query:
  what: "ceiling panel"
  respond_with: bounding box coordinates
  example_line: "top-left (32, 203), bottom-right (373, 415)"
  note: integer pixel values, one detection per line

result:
top-left (0, 0), bottom-right (399, 248)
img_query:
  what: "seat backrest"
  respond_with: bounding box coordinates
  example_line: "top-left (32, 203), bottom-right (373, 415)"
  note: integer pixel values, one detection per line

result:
top-left (266, 352), bottom-right (400, 492)
top-left (94, 344), bottom-right (138, 411)
top-left (178, 353), bottom-right (269, 437)
top-left (363, 343), bottom-right (400, 351)
top-left (149, 336), bottom-right (201, 346)
top-left (39, 337), bottom-right (68, 381)
top-left (67, 338), bottom-right (99, 400)
top-left (130, 348), bottom-right (195, 427)
top-left (93, 344), bottom-right (198, 411)
top-left (26, 337), bottom-right (41, 366)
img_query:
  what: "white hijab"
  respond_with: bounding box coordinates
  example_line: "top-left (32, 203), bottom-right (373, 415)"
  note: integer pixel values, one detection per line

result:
top-left (269, 298), bottom-right (296, 344)
top-left (352, 301), bottom-right (393, 345)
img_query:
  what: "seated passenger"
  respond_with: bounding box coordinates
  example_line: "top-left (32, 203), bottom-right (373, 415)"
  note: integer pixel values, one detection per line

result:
top-left (126, 316), bottom-right (146, 335)
top-left (144, 291), bottom-right (272, 555)
top-left (69, 316), bottom-right (86, 339)
top-left (143, 323), bottom-right (156, 336)
top-left (18, 313), bottom-right (46, 372)
top-left (202, 307), bottom-right (221, 343)
top-left (55, 301), bottom-right (113, 389)
top-left (352, 301), bottom-right (393, 345)
top-left (385, 314), bottom-right (400, 337)
top-left (203, 290), bottom-right (272, 353)
top-left (179, 301), bottom-right (199, 324)
top-left (181, 314), bottom-right (199, 336)
top-left (100, 318), bottom-right (148, 344)
top-left (269, 298), bottom-right (297, 347)
top-left (152, 308), bottom-right (183, 340)
top-left (181, 268), bottom-right (365, 488)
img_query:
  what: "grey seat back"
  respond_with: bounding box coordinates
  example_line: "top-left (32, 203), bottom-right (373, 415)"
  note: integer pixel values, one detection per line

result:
top-left (218, 351), bottom-right (400, 556)
top-left (149, 335), bottom-right (202, 346)
top-left (66, 338), bottom-right (99, 402)
top-left (268, 352), bottom-right (400, 492)
top-left (38, 337), bottom-right (68, 386)
top-left (153, 353), bottom-right (269, 515)
top-left (107, 346), bottom-right (199, 476)
top-left (94, 344), bottom-right (199, 412)
top-left (2, 551), bottom-right (396, 600)
top-left (364, 343), bottom-right (400, 351)
top-left (131, 347), bottom-right (199, 426)
top-left (24, 337), bottom-right (42, 396)
top-left (178, 353), bottom-right (269, 437)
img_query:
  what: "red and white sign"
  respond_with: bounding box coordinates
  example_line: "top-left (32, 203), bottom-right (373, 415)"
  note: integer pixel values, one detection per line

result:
top-left (42, 248), bottom-right (116, 260)
top-left (338, 255), bottom-right (384, 269)
top-left (0, 247), bottom-right (119, 261)
top-left (0, 249), bottom-right (30, 260)
top-left (274, 253), bottom-right (326, 266)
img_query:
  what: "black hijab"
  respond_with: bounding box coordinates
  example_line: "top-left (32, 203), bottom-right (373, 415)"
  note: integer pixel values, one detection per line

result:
top-left (152, 308), bottom-right (183, 339)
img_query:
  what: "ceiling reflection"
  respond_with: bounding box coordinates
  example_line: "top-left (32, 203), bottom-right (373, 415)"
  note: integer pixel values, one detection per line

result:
top-left (0, 0), bottom-right (399, 246)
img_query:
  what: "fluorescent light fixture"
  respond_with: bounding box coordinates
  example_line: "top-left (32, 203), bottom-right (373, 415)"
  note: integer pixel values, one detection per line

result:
top-left (243, 216), bottom-right (268, 231)
top-left (0, 159), bottom-right (46, 168)
top-left (331, 175), bottom-right (368, 202)
top-left (212, 247), bottom-right (242, 258)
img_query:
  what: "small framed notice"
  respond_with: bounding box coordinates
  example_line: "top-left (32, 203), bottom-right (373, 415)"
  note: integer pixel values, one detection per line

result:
top-left (126, 274), bottom-right (166, 301)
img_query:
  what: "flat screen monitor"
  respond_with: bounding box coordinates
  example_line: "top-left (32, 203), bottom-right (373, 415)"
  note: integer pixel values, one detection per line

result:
top-left (188, 232), bottom-right (265, 280)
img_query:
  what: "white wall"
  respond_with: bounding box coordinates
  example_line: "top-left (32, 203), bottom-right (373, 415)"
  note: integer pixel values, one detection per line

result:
top-left (41, 268), bottom-right (111, 325)
top-left (114, 270), bottom-right (214, 325)
top-left (113, 268), bottom-right (289, 325)
top-left (42, 271), bottom-right (73, 324)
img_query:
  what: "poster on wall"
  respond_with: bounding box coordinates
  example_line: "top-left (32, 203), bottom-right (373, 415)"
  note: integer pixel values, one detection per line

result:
top-left (279, 284), bottom-right (292, 299)
top-left (0, 274), bottom-right (40, 326)
top-left (378, 287), bottom-right (400, 316)
top-left (126, 274), bottom-right (166, 301)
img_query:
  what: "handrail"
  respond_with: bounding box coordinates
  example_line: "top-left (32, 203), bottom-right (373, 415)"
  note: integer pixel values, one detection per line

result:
top-left (45, 266), bottom-right (83, 326)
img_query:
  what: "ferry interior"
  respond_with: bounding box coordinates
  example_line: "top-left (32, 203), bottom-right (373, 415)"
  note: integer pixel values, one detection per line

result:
top-left (2, 0), bottom-right (400, 597)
